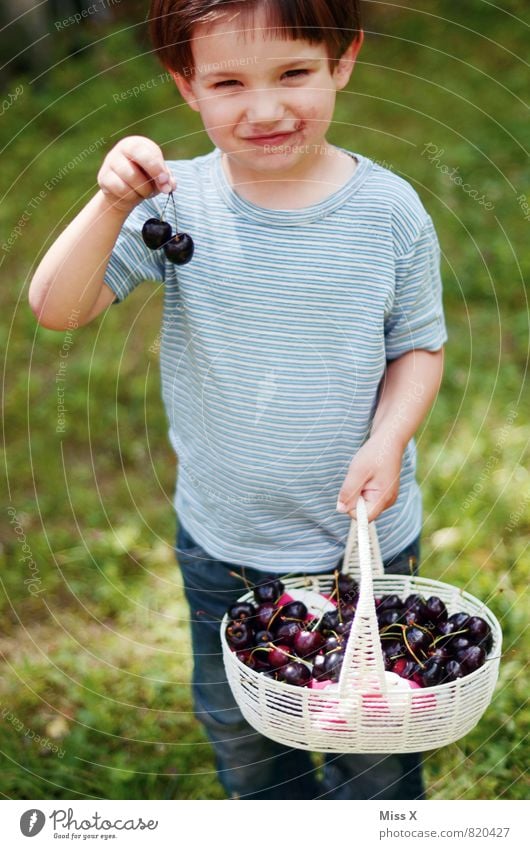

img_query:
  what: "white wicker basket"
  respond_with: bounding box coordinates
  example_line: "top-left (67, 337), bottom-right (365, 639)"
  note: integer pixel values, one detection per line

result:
top-left (220, 497), bottom-right (502, 753)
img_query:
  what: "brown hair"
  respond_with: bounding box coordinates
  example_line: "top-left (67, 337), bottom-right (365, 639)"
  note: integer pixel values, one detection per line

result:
top-left (149, 0), bottom-right (362, 77)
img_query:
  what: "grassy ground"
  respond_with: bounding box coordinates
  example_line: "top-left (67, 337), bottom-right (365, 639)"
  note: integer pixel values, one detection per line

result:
top-left (1, 1), bottom-right (528, 799)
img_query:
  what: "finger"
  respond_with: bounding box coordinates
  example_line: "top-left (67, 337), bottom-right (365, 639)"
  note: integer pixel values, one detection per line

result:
top-left (336, 464), bottom-right (371, 519)
top-left (100, 173), bottom-right (135, 206)
top-left (113, 159), bottom-right (157, 199)
top-left (120, 137), bottom-right (173, 193)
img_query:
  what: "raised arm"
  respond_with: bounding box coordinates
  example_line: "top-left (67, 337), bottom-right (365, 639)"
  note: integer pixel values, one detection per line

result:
top-left (28, 135), bottom-right (176, 331)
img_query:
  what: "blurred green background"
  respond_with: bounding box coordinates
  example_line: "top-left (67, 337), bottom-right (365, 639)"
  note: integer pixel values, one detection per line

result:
top-left (1, 0), bottom-right (528, 800)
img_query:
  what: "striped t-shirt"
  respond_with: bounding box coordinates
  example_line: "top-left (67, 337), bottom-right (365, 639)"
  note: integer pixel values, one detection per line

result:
top-left (104, 145), bottom-right (448, 573)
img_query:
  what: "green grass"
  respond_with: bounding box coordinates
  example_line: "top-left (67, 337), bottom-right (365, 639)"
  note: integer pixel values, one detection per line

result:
top-left (1, 2), bottom-right (528, 799)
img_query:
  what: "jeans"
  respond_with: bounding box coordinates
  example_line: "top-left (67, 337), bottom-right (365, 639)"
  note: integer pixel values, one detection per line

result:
top-left (175, 521), bottom-right (425, 800)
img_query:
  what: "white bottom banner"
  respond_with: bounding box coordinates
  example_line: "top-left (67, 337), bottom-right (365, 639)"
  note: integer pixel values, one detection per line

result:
top-left (2, 799), bottom-right (527, 848)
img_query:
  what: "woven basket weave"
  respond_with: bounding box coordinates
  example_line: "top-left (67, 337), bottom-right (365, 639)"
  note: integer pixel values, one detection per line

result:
top-left (220, 497), bottom-right (502, 753)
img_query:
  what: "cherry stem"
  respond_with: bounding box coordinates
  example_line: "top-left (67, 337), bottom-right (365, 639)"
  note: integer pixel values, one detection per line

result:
top-left (431, 628), bottom-right (469, 647)
top-left (228, 570), bottom-right (253, 591)
top-left (402, 628), bottom-right (425, 670)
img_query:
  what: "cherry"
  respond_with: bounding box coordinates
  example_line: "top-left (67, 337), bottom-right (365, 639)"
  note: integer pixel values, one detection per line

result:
top-left (141, 218), bottom-right (172, 249)
top-left (226, 621), bottom-right (253, 650)
top-left (312, 653), bottom-right (328, 681)
top-left (236, 649), bottom-right (257, 669)
top-left (279, 600), bottom-right (307, 622)
top-left (457, 645), bottom-right (486, 673)
top-left (319, 610), bottom-right (340, 634)
top-left (255, 602), bottom-right (277, 631)
top-left (325, 635), bottom-right (342, 652)
top-left (377, 609), bottom-right (401, 628)
top-left (323, 650), bottom-right (345, 682)
top-left (228, 602), bottom-right (256, 622)
top-left (425, 596), bottom-right (448, 625)
top-left (451, 636), bottom-right (472, 653)
top-left (405, 600), bottom-right (430, 626)
top-left (382, 639), bottom-right (405, 659)
top-left (253, 579), bottom-right (284, 605)
top-left (437, 620), bottom-right (457, 637)
top-left (255, 629), bottom-right (274, 645)
top-left (339, 603), bottom-right (357, 621)
top-left (378, 594), bottom-right (403, 611)
top-left (335, 619), bottom-right (352, 637)
top-left (405, 626), bottom-right (432, 655)
top-left (338, 573), bottom-right (358, 594)
top-left (293, 629), bottom-right (324, 659)
top-left (274, 621), bottom-right (301, 645)
top-left (429, 647), bottom-right (450, 663)
top-left (164, 232), bottom-right (194, 265)
top-left (466, 616), bottom-right (493, 652)
top-left (268, 644), bottom-right (291, 668)
top-left (278, 662), bottom-right (311, 687)
top-left (421, 657), bottom-right (444, 687)
top-left (445, 659), bottom-right (464, 681)
top-left (448, 612), bottom-right (470, 630)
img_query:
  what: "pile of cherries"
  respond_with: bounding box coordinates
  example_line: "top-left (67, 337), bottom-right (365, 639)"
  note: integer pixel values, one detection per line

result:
top-left (141, 190), bottom-right (194, 265)
top-left (224, 572), bottom-right (493, 688)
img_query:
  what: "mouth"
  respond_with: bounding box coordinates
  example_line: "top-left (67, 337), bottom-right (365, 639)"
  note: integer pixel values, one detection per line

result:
top-left (244, 128), bottom-right (300, 146)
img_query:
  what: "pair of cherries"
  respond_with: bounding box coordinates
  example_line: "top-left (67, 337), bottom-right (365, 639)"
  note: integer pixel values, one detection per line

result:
top-left (141, 190), bottom-right (194, 265)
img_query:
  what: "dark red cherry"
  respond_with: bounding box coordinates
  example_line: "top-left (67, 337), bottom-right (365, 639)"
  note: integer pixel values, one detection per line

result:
top-left (293, 629), bottom-right (324, 659)
top-left (255, 602), bottom-right (277, 631)
top-left (448, 612), bottom-right (470, 630)
top-left (445, 659), bottom-right (464, 681)
top-left (278, 662), bottom-right (311, 687)
top-left (163, 232), bottom-right (194, 265)
top-left (378, 594), bottom-right (403, 611)
top-left (253, 579), bottom-right (284, 605)
top-left (254, 629), bottom-right (274, 646)
top-left (274, 621), bottom-right (301, 645)
top-left (268, 644), bottom-right (291, 668)
top-left (405, 626), bottom-right (432, 655)
top-left (405, 600), bottom-right (430, 626)
top-left (425, 596), bottom-right (448, 625)
top-left (228, 602), bottom-right (256, 622)
top-left (226, 621), bottom-right (253, 650)
top-left (377, 609), bottom-right (402, 628)
top-left (279, 600), bottom-right (308, 622)
top-left (141, 218), bottom-right (172, 249)
top-left (421, 657), bottom-right (444, 687)
top-left (312, 653), bottom-right (327, 681)
top-left (323, 650), bottom-right (345, 682)
top-left (236, 649), bottom-right (257, 669)
top-left (325, 635), bottom-right (342, 653)
top-left (339, 603), bottom-right (357, 621)
top-left (319, 610), bottom-right (340, 634)
top-left (457, 645), bottom-right (486, 674)
top-left (466, 616), bottom-right (493, 652)
top-left (451, 636), bottom-right (472, 653)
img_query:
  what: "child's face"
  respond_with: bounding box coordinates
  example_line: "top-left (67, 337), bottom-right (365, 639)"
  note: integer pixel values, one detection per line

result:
top-left (172, 7), bottom-right (363, 175)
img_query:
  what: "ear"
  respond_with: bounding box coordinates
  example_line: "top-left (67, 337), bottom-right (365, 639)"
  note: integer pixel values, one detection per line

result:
top-left (333, 30), bottom-right (364, 90)
top-left (168, 68), bottom-right (201, 113)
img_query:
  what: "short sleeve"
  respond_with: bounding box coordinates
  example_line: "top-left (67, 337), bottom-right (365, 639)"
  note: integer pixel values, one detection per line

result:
top-left (384, 215), bottom-right (448, 359)
top-left (104, 197), bottom-right (166, 303)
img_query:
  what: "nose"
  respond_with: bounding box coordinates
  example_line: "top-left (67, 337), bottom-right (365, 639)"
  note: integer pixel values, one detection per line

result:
top-left (245, 86), bottom-right (285, 128)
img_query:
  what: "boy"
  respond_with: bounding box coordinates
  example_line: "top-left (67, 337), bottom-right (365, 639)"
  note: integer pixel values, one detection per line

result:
top-left (29, 0), bottom-right (447, 799)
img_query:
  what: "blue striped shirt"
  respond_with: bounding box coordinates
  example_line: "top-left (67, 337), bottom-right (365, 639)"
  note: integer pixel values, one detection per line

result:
top-left (104, 145), bottom-right (448, 573)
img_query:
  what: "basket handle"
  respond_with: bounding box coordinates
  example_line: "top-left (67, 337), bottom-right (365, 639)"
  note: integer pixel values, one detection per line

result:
top-left (338, 496), bottom-right (388, 697)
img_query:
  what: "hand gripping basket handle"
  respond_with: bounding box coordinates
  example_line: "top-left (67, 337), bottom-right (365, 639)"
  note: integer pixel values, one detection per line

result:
top-left (338, 496), bottom-right (388, 698)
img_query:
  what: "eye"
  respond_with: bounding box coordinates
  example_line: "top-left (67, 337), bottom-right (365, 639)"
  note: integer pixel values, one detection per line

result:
top-left (282, 69), bottom-right (309, 79)
top-left (213, 79), bottom-right (240, 88)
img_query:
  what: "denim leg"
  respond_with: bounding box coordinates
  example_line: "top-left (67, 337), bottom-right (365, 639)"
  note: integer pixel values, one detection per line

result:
top-left (175, 523), bottom-right (321, 800)
top-left (320, 536), bottom-right (426, 800)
